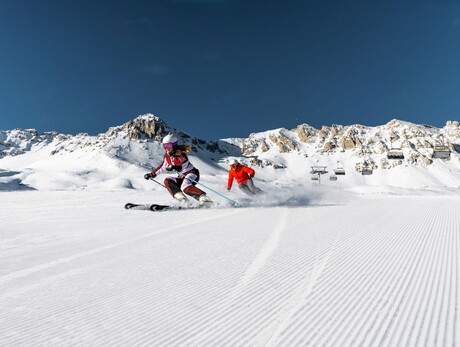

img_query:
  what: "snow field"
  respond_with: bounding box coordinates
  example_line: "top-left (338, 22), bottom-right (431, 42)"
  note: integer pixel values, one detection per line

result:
top-left (0, 190), bottom-right (459, 346)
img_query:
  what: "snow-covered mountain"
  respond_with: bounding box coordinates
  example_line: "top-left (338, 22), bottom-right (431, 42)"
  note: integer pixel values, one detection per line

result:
top-left (1, 114), bottom-right (459, 192)
top-left (241, 119), bottom-right (460, 167)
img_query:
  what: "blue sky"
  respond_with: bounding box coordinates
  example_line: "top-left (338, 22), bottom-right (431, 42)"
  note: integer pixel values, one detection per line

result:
top-left (0, 0), bottom-right (459, 139)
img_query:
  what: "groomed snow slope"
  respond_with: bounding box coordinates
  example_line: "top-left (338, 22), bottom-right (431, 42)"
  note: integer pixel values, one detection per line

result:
top-left (1, 190), bottom-right (459, 346)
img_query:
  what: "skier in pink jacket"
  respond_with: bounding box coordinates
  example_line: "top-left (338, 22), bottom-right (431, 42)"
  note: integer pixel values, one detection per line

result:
top-left (145, 134), bottom-right (212, 207)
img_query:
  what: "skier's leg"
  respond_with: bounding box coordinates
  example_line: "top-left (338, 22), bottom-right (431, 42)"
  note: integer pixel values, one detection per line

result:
top-left (183, 185), bottom-right (204, 200)
top-left (256, 187), bottom-right (265, 194)
top-left (238, 182), bottom-right (256, 196)
top-left (245, 179), bottom-right (258, 194)
top-left (181, 173), bottom-right (203, 200)
top-left (164, 177), bottom-right (181, 196)
top-left (246, 179), bottom-right (265, 195)
top-left (181, 173), bottom-right (212, 207)
top-left (165, 177), bottom-right (188, 202)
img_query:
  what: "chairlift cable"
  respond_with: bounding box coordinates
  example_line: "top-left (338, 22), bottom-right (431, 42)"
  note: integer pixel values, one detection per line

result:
top-left (423, 106), bottom-right (460, 127)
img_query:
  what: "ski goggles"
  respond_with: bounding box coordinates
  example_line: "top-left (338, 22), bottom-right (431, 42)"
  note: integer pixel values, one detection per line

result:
top-left (163, 142), bottom-right (177, 150)
top-left (230, 164), bottom-right (238, 169)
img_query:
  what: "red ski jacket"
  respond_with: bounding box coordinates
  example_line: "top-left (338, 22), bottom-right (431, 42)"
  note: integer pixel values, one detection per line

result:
top-left (227, 164), bottom-right (255, 189)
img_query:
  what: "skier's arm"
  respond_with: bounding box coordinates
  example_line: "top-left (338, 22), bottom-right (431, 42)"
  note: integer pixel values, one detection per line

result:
top-left (227, 172), bottom-right (234, 190)
top-left (242, 166), bottom-right (255, 178)
top-left (149, 156), bottom-right (169, 177)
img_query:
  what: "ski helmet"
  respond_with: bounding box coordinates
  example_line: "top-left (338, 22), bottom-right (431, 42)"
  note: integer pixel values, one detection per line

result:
top-left (162, 134), bottom-right (178, 151)
top-left (229, 159), bottom-right (239, 169)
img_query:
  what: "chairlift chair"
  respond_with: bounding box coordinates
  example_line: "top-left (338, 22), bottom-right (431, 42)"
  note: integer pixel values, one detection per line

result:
top-left (387, 148), bottom-right (405, 160)
top-left (334, 161), bottom-right (346, 175)
top-left (362, 168), bottom-right (373, 175)
top-left (334, 168), bottom-right (345, 175)
top-left (432, 145), bottom-right (450, 159)
top-left (329, 175), bottom-right (337, 181)
top-left (311, 174), bottom-right (319, 181)
top-left (361, 162), bottom-right (373, 175)
top-left (387, 136), bottom-right (405, 160)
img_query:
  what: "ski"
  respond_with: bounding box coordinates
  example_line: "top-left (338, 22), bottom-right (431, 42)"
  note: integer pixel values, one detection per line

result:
top-left (124, 202), bottom-right (203, 212)
top-left (124, 203), bottom-right (178, 211)
top-left (149, 204), bottom-right (179, 211)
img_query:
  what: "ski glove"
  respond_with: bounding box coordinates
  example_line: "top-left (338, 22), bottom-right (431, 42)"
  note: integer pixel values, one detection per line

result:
top-left (166, 165), bottom-right (182, 172)
top-left (248, 173), bottom-right (254, 178)
top-left (144, 172), bottom-right (155, 180)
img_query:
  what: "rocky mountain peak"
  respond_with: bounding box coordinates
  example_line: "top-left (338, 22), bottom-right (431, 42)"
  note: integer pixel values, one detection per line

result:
top-left (105, 113), bottom-right (169, 141)
top-left (443, 121), bottom-right (460, 139)
top-left (292, 124), bottom-right (318, 143)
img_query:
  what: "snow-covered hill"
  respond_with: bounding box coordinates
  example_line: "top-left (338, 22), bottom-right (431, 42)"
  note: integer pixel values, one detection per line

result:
top-left (0, 114), bottom-right (459, 192)
top-left (1, 190), bottom-right (459, 345)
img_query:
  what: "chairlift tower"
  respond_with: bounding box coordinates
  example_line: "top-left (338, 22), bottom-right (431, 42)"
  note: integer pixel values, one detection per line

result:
top-left (310, 166), bottom-right (328, 187)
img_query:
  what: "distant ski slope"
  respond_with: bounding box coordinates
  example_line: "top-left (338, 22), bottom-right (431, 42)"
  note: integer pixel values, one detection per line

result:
top-left (0, 190), bottom-right (458, 346)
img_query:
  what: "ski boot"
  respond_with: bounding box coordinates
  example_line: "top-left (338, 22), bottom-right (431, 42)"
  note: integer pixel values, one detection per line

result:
top-left (198, 194), bottom-right (213, 208)
top-left (174, 192), bottom-right (192, 207)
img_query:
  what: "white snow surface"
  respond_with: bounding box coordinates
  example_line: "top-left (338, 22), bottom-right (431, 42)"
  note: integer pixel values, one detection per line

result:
top-left (1, 189), bottom-right (459, 346)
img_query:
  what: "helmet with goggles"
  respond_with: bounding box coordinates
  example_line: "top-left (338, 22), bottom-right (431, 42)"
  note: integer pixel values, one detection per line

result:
top-left (229, 159), bottom-right (239, 170)
top-left (162, 134), bottom-right (178, 151)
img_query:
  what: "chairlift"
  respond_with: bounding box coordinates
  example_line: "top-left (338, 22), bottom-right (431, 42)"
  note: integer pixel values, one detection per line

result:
top-left (310, 166), bottom-right (328, 175)
top-left (387, 148), bottom-right (404, 160)
top-left (362, 167), bottom-right (373, 175)
top-left (329, 175), bottom-right (337, 181)
top-left (432, 145), bottom-right (450, 159)
top-left (334, 161), bottom-right (346, 175)
top-left (387, 137), bottom-right (405, 160)
top-left (361, 162), bottom-right (373, 175)
top-left (310, 166), bottom-right (328, 185)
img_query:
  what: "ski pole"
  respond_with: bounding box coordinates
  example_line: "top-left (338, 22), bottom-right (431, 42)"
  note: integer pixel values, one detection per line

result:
top-left (149, 177), bottom-right (166, 188)
top-left (173, 170), bottom-right (237, 206)
top-left (253, 177), bottom-right (293, 197)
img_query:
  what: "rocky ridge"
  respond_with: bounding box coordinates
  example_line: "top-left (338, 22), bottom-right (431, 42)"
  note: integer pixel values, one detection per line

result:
top-left (0, 114), bottom-right (234, 160)
top-left (240, 119), bottom-right (460, 172)
top-left (1, 115), bottom-right (459, 174)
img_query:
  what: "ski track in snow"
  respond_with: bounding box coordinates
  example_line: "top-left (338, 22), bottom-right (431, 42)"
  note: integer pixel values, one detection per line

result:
top-left (226, 208), bottom-right (289, 302)
top-left (1, 192), bottom-right (459, 346)
top-left (181, 208), bottom-right (290, 344)
top-left (0, 209), bottom-right (240, 290)
top-left (260, 206), bottom-right (345, 346)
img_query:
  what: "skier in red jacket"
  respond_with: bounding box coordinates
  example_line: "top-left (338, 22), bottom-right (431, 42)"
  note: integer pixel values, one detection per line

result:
top-left (227, 159), bottom-right (264, 196)
top-left (145, 134), bottom-right (212, 207)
